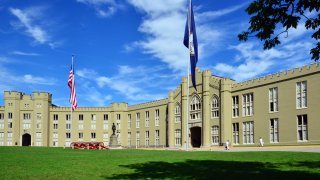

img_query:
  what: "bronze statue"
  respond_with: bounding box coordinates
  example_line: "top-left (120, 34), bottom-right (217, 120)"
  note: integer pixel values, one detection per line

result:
top-left (112, 123), bottom-right (116, 135)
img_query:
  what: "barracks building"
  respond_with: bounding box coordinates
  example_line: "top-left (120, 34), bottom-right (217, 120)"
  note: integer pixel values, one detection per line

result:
top-left (0, 63), bottom-right (319, 148)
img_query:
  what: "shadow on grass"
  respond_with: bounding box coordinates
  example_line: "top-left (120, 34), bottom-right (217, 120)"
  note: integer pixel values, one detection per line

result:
top-left (107, 160), bottom-right (320, 179)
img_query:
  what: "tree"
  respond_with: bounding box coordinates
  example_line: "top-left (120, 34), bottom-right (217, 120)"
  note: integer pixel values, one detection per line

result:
top-left (238, 0), bottom-right (320, 61)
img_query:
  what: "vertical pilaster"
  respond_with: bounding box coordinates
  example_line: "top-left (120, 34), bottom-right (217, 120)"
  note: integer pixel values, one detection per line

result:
top-left (220, 79), bottom-right (233, 145)
top-left (181, 77), bottom-right (188, 146)
top-left (202, 70), bottom-right (211, 147)
top-left (168, 92), bottom-right (175, 147)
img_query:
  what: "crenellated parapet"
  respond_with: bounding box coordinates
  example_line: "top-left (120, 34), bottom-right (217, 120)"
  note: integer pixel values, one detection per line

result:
top-left (128, 98), bottom-right (168, 111)
top-left (50, 106), bottom-right (111, 112)
top-left (4, 91), bottom-right (23, 100)
top-left (232, 63), bottom-right (320, 91)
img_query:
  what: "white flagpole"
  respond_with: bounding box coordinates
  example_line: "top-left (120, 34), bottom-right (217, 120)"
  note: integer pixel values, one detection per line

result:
top-left (186, 0), bottom-right (192, 151)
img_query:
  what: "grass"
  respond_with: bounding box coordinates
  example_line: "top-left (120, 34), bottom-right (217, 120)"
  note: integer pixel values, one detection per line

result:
top-left (0, 147), bottom-right (320, 179)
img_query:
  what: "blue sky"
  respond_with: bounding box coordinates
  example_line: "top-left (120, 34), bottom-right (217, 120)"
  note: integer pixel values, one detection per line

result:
top-left (0, 0), bottom-right (316, 107)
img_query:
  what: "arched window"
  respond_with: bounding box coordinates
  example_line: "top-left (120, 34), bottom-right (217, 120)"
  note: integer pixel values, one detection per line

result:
top-left (211, 96), bottom-right (219, 118)
top-left (190, 95), bottom-right (201, 120)
top-left (175, 103), bottom-right (181, 123)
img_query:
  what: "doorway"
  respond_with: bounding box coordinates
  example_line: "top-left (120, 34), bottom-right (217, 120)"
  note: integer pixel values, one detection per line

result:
top-left (22, 133), bottom-right (31, 146)
top-left (190, 127), bottom-right (201, 147)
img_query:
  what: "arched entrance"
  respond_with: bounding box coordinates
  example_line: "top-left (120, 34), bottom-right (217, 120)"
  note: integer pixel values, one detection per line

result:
top-left (190, 127), bottom-right (201, 148)
top-left (22, 133), bottom-right (31, 146)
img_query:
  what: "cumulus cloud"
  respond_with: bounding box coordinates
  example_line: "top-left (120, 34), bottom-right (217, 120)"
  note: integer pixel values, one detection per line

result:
top-left (126, 0), bottom-right (243, 72)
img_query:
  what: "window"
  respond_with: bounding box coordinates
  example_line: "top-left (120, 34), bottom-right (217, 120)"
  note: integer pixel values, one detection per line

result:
top-left (23, 113), bottom-right (31, 129)
top-left (175, 129), bottom-right (181, 146)
top-left (211, 96), bottom-right (219, 118)
top-left (91, 114), bottom-right (96, 121)
top-left (116, 114), bottom-right (121, 120)
top-left (78, 124), bottom-right (83, 130)
top-left (211, 126), bottom-right (219, 145)
top-left (128, 114), bottom-right (131, 129)
top-left (103, 133), bottom-right (109, 146)
top-left (8, 112), bottom-right (13, 120)
top-left (66, 123), bottom-right (71, 130)
top-left (243, 121), bottom-right (254, 144)
top-left (53, 123), bottom-right (58, 129)
top-left (270, 118), bottom-right (279, 143)
top-left (53, 114), bottom-right (58, 121)
top-left (79, 114), bottom-right (84, 121)
top-left (53, 132), bottom-right (58, 139)
top-left (296, 81), bottom-right (307, 108)
top-left (91, 124), bottom-right (96, 130)
top-left (66, 133), bottom-right (71, 139)
top-left (91, 132), bottom-right (96, 139)
top-left (0, 122), bottom-right (4, 129)
top-left (145, 131), bottom-right (150, 146)
top-left (136, 131), bottom-right (140, 147)
top-left (297, 115), bottom-right (308, 141)
top-left (0, 113), bottom-right (4, 120)
top-left (155, 130), bottom-right (160, 146)
top-left (103, 123), bottom-right (108, 130)
top-left (190, 96), bottom-right (201, 120)
top-left (127, 132), bottom-right (131, 147)
top-left (242, 93), bottom-right (254, 116)
top-left (136, 113), bottom-right (140, 128)
top-left (8, 122), bottom-right (13, 129)
top-left (36, 132), bottom-right (42, 139)
top-left (66, 114), bottom-right (71, 121)
top-left (104, 114), bottom-right (108, 121)
top-left (269, 87), bottom-right (278, 112)
top-left (36, 113), bottom-right (42, 129)
top-left (232, 96), bottom-right (239, 117)
top-left (232, 123), bottom-right (239, 144)
top-left (155, 109), bottom-right (160, 126)
top-left (79, 132), bottom-right (83, 139)
top-left (145, 111), bottom-right (149, 127)
top-left (175, 104), bottom-right (181, 123)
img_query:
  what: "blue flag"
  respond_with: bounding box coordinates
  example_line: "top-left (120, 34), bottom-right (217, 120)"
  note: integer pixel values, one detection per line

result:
top-left (183, 0), bottom-right (198, 91)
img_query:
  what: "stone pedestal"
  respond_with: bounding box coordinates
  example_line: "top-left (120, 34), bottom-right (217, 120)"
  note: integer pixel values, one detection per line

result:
top-left (109, 134), bottom-right (120, 147)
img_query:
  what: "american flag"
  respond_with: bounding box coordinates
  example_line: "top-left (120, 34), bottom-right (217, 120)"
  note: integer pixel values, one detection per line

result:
top-left (68, 58), bottom-right (77, 111)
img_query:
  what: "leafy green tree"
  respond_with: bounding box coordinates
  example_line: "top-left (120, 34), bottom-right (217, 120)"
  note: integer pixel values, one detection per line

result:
top-left (238, 0), bottom-right (320, 61)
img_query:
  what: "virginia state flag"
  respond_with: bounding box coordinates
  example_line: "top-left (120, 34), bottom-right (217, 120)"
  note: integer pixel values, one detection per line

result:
top-left (183, 0), bottom-right (198, 91)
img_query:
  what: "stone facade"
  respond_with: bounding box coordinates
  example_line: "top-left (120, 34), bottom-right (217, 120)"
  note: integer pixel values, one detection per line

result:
top-left (0, 63), bottom-right (319, 148)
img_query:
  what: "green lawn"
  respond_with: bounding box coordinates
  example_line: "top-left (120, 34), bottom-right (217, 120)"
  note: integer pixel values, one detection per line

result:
top-left (0, 147), bottom-right (320, 179)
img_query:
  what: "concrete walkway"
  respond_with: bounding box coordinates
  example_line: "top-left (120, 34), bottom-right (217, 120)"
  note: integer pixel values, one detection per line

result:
top-left (190, 145), bottom-right (320, 153)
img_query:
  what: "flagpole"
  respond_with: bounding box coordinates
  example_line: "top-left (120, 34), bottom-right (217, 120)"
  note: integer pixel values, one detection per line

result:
top-left (185, 0), bottom-right (192, 151)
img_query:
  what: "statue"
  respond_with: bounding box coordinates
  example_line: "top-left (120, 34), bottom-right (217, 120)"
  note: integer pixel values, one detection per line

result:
top-left (112, 123), bottom-right (116, 135)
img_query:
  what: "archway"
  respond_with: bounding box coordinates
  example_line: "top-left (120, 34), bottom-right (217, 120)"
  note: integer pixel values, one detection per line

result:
top-left (190, 127), bottom-right (201, 148)
top-left (22, 133), bottom-right (31, 146)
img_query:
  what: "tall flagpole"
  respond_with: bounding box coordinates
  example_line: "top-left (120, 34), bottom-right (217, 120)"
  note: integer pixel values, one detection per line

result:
top-left (186, 0), bottom-right (192, 151)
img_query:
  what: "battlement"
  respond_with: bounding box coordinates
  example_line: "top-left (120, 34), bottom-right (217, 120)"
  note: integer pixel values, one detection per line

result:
top-left (4, 91), bottom-right (23, 100)
top-left (32, 92), bottom-right (52, 100)
top-left (128, 98), bottom-right (168, 111)
top-left (0, 106), bottom-right (4, 111)
top-left (50, 106), bottom-right (111, 112)
top-left (111, 102), bottom-right (128, 111)
top-left (232, 63), bottom-right (320, 91)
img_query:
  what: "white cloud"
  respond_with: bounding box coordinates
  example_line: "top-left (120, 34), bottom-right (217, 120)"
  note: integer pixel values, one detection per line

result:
top-left (22, 74), bottom-right (56, 85)
top-left (9, 6), bottom-right (59, 47)
top-left (213, 39), bottom-right (312, 82)
top-left (197, 2), bottom-right (249, 21)
top-left (10, 51), bottom-right (40, 56)
top-left (126, 0), bottom-right (230, 72)
top-left (77, 0), bottom-right (123, 18)
top-left (77, 65), bottom-right (174, 104)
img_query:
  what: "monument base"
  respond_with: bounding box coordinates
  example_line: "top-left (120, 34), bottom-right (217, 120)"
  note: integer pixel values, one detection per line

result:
top-left (109, 134), bottom-right (120, 147)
